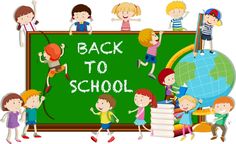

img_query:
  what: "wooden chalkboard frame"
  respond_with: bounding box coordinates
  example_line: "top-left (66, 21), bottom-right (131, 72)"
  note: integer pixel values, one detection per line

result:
top-left (26, 31), bottom-right (196, 131)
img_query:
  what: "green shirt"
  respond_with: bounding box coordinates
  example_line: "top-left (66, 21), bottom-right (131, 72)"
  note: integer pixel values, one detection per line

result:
top-left (215, 113), bottom-right (228, 125)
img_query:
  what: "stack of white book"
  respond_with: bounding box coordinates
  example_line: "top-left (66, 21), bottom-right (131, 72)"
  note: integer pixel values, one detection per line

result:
top-left (151, 104), bottom-right (175, 138)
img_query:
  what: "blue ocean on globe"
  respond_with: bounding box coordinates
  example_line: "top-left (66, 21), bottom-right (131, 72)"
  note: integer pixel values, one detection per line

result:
top-left (174, 50), bottom-right (235, 107)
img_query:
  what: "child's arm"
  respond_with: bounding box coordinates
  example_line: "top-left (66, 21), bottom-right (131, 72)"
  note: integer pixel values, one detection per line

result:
top-left (36, 96), bottom-right (45, 109)
top-left (60, 44), bottom-right (65, 57)
top-left (111, 113), bottom-right (119, 123)
top-left (170, 89), bottom-right (180, 94)
top-left (90, 107), bottom-right (100, 115)
top-left (69, 23), bottom-right (74, 35)
top-left (0, 112), bottom-right (9, 122)
top-left (20, 110), bottom-right (26, 122)
top-left (158, 31), bottom-right (164, 45)
top-left (169, 21), bottom-right (172, 29)
top-left (128, 108), bottom-right (139, 114)
top-left (38, 52), bottom-right (45, 63)
top-left (183, 11), bottom-right (189, 18)
top-left (111, 18), bottom-right (121, 22)
top-left (175, 112), bottom-right (184, 119)
top-left (172, 86), bottom-right (179, 90)
top-left (190, 99), bottom-right (203, 113)
top-left (88, 24), bottom-right (92, 35)
top-left (19, 31), bottom-right (24, 47)
top-left (32, 0), bottom-right (37, 19)
top-left (130, 18), bottom-right (141, 22)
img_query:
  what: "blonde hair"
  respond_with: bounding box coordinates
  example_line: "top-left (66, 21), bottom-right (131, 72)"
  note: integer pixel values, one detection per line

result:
top-left (21, 89), bottom-right (41, 104)
top-left (178, 95), bottom-right (198, 105)
top-left (138, 28), bottom-right (154, 47)
top-left (166, 0), bottom-right (186, 15)
top-left (112, 2), bottom-right (141, 16)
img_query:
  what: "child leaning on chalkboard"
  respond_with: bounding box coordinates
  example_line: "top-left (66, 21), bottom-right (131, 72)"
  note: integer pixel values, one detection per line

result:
top-left (90, 94), bottom-right (119, 143)
top-left (137, 29), bottom-right (163, 79)
top-left (38, 43), bottom-right (69, 93)
top-left (69, 4), bottom-right (93, 35)
top-left (128, 89), bottom-right (157, 140)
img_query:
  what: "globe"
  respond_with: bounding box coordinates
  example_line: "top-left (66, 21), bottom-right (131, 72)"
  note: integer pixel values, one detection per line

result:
top-left (174, 50), bottom-right (235, 107)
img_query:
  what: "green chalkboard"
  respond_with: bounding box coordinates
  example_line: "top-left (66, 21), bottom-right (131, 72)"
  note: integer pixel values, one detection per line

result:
top-left (26, 31), bottom-right (195, 131)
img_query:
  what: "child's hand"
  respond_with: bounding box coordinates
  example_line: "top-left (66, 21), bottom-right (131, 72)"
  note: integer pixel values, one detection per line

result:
top-left (20, 42), bottom-right (24, 47)
top-left (20, 118), bottom-right (25, 123)
top-left (116, 119), bottom-right (119, 123)
top-left (41, 96), bottom-right (45, 101)
top-left (111, 18), bottom-right (115, 22)
top-left (199, 99), bottom-right (203, 103)
top-left (90, 107), bottom-right (94, 112)
top-left (32, 0), bottom-right (37, 6)
top-left (128, 110), bottom-right (132, 114)
top-left (159, 31), bottom-right (164, 35)
top-left (69, 31), bottom-right (73, 36)
top-left (88, 31), bottom-right (92, 35)
top-left (38, 52), bottom-right (42, 57)
top-left (0, 119), bottom-right (5, 123)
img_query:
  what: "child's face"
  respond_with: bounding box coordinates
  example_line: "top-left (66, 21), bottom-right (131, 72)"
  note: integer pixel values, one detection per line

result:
top-left (149, 32), bottom-right (159, 45)
top-left (44, 52), bottom-right (50, 60)
top-left (163, 73), bottom-right (175, 86)
top-left (4, 99), bottom-right (22, 112)
top-left (179, 99), bottom-right (196, 112)
top-left (118, 11), bottom-right (134, 21)
top-left (134, 94), bottom-right (151, 107)
top-left (96, 99), bottom-right (111, 112)
top-left (214, 103), bottom-right (232, 114)
top-left (204, 14), bottom-right (218, 26)
top-left (73, 11), bottom-right (90, 22)
top-left (17, 12), bottom-right (34, 25)
top-left (25, 95), bottom-right (40, 108)
top-left (169, 9), bottom-right (185, 19)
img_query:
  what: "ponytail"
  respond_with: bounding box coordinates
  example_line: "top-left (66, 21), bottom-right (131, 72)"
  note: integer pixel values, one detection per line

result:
top-left (17, 24), bottom-right (21, 31)
top-left (35, 20), bottom-right (39, 25)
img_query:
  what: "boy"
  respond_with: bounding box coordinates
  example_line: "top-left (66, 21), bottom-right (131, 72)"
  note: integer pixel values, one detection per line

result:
top-left (166, 0), bottom-right (189, 31)
top-left (90, 94), bottom-right (119, 143)
top-left (211, 96), bottom-right (234, 142)
top-left (201, 8), bottom-right (222, 55)
top-left (20, 89), bottom-right (45, 139)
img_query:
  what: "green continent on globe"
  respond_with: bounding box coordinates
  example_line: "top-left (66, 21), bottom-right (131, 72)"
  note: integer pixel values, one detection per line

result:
top-left (210, 54), bottom-right (235, 85)
top-left (174, 62), bottom-right (196, 86)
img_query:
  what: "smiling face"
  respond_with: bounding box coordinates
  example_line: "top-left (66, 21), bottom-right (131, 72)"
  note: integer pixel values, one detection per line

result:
top-left (163, 73), bottom-right (175, 86)
top-left (134, 94), bottom-right (151, 108)
top-left (4, 99), bottom-right (22, 112)
top-left (117, 11), bottom-right (134, 21)
top-left (204, 14), bottom-right (218, 26)
top-left (149, 32), bottom-right (159, 45)
top-left (179, 99), bottom-right (196, 112)
top-left (17, 12), bottom-right (34, 25)
top-left (96, 99), bottom-right (111, 112)
top-left (169, 8), bottom-right (185, 19)
top-left (214, 103), bottom-right (232, 114)
top-left (24, 95), bottom-right (40, 108)
top-left (73, 11), bottom-right (90, 22)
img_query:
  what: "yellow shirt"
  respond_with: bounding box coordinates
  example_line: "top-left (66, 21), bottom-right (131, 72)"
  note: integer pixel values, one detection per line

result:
top-left (98, 111), bottom-right (113, 124)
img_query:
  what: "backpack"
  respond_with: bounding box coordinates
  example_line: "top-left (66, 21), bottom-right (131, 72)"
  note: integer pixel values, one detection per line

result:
top-left (106, 111), bottom-right (116, 123)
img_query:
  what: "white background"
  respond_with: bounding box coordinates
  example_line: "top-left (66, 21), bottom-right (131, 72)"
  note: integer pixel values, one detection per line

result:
top-left (0, 0), bottom-right (235, 144)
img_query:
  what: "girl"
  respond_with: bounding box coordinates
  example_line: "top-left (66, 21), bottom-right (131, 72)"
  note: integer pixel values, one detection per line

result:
top-left (137, 28), bottom-right (164, 79)
top-left (175, 95), bottom-right (202, 141)
top-left (15, 0), bottom-right (39, 47)
top-left (1, 93), bottom-right (24, 144)
top-left (112, 2), bottom-right (141, 31)
top-left (128, 89), bottom-right (157, 140)
top-left (38, 43), bottom-right (69, 93)
top-left (69, 4), bottom-right (93, 35)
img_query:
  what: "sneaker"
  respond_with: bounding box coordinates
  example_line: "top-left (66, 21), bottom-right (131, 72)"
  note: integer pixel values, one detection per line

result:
top-left (45, 86), bottom-right (51, 93)
top-left (22, 135), bottom-right (29, 139)
top-left (137, 60), bottom-right (141, 69)
top-left (148, 73), bottom-right (156, 79)
top-left (91, 136), bottom-right (97, 143)
top-left (108, 136), bottom-right (115, 143)
top-left (200, 50), bottom-right (205, 56)
top-left (221, 137), bottom-right (225, 142)
top-left (191, 134), bottom-right (195, 140)
top-left (211, 136), bottom-right (217, 140)
top-left (180, 136), bottom-right (186, 141)
top-left (65, 74), bottom-right (70, 80)
top-left (210, 50), bottom-right (215, 54)
top-left (34, 134), bottom-right (41, 138)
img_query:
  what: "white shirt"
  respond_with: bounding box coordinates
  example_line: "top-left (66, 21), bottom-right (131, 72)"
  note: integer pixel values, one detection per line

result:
top-left (20, 19), bottom-right (37, 33)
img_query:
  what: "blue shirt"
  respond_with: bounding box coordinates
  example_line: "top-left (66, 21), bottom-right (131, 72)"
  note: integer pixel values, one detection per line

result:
top-left (26, 108), bottom-right (37, 122)
top-left (74, 21), bottom-right (90, 32)
top-left (176, 102), bottom-right (200, 125)
top-left (171, 17), bottom-right (183, 28)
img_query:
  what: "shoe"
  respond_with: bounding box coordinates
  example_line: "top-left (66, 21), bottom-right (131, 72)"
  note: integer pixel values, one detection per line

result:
top-left (108, 136), bottom-right (115, 143)
top-left (138, 135), bottom-right (143, 140)
top-left (45, 86), bottom-right (51, 93)
top-left (34, 134), bottom-right (42, 138)
top-left (65, 74), bottom-right (70, 80)
top-left (91, 136), bottom-right (97, 143)
top-left (6, 139), bottom-right (12, 144)
top-left (211, 136), bottom-right (217, 140)
top-left (22, 135), bottom-right (29, 139)
top-left (137, 60), bottom-right (141, 69)
top-left (210, 50), bottom-right (215, 54)
top-left (180, 136), bottom-right (186, 141)
top-left (200, 50), bottom-right (205, 56)
top-left (191, 134), bottom-right (195, 140)
top-left (148, 73), bottom-right (156, 79)
top-left (15, 139), bottom-right (21, 142)
top-left (221, 137), bottom-right (225, 142)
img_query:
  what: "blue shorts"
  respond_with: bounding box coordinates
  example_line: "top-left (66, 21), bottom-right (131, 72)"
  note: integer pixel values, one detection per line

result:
top-left (26, 121), bottom-right (37, 125)
top-left (101, 123), bottom-right (112, 130)
top-left (134, 119), bottom-right (146, 126)
top-left (145, 54), bottom-right (157, 63)
top-left (201, 34), bottom-right (212, 41)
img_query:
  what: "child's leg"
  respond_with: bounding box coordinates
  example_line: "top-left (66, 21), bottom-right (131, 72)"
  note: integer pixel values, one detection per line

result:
top-left (22, 125), bottom-right (29, 136)
top-left (187, 125), bottom-right (193, 134)
top-left (142, 125), bottom-right (151, 132)
top-left (201, 40), bottom-right (205, 50)
top-left (107, 129), bottom-right (111, 135)
top-left (148, 63), bottom-right (156, 79)
top-left (6, 128), bottom-right (12, 143)
top-left (15, 128), bottom-right (21, 142)
top-left (138, 126), bottom-right (143, 140)
top-left (138, 59), bottom-right (148, 67)
top-left (182, 126), bottom-right (186, 136)
top-left (209, 40), bottom-right (214, 53)
top-left (96, 127), bottom-right (103, 138)
top-left (46, 76), bottom-right (50, 87)
top-left (64, 64), bottom-right (68, 74)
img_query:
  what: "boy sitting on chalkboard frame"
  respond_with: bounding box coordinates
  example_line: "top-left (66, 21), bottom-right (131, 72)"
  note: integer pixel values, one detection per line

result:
top-left (90, 94), bottom-right (119, 143)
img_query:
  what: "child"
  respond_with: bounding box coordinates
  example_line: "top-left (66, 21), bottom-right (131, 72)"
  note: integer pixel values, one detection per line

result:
top-left (166, 0), bottom-right (189, 31)
top-left (15, 0), bottom-right (39, 47)
top-left (158, 68), bottom-right (179, 105)
top-left (175, 95), bottom-right (202, 141)
top-left (69, 4), bottom-right (92, 35)
top-left (112, 2), bottom-right (141, 31)
top-left (21, 89), bottom-right (45, 139)
top-left (128, 89), bottom-right (157, 140)
top-left (211, 96), bottom-right (234, 142)
top-left (38, 43), bottom-right (69, 93)
top-left (137, 28), bottom-right (163, 79)
top-left (90, 94), bottom-right (119, 143)
top-left (1, 93), bottom-right (24, 144)
top-left (200, 8), bottom-right (222, 55)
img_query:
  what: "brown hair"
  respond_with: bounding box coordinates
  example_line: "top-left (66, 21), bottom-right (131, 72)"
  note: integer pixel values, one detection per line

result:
top-left (71, 4), bottom-right (92, 21)
top-left (99, 94), bottom-right (116, 109)
top-left (213, 96), bottom-right (235, 111)
top-left (1, 93), bottom-right (24, 111)
top-left (14, 6), bottom-right (39, 30)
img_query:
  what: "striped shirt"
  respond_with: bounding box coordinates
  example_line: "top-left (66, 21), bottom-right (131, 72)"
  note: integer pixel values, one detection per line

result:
top-left (201, 23), bottom-right (213, 36)
top-left (171, 17), bottom-right (183, 28)
top-left (20, 19), bottom-right (37, 33)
